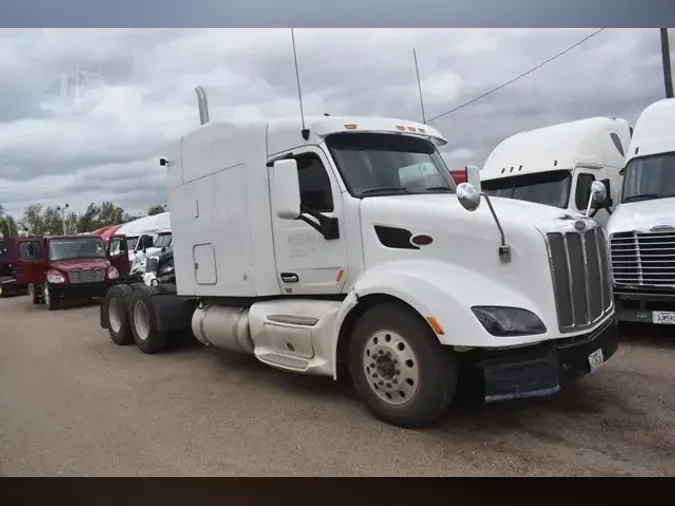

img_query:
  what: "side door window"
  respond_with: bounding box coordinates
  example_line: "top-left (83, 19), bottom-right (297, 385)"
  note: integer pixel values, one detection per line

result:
top-left (109, 236), bottom-right (123, 256)
top-left (294, 152), bottom-right (334, 213)
top-left (19, 240), bottom-right (43, 261)
top-left (575, 173), bottom-right (596, 211)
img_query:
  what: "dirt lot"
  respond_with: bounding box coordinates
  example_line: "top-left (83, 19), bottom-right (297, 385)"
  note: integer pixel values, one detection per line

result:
top-left (0, 295), bottom-right (673, 476)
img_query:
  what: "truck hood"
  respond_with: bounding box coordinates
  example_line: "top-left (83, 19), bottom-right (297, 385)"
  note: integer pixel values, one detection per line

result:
top-left (607, 196), bottom-right (675, 234)
top-left (49, 258), bottom-right (110, 271)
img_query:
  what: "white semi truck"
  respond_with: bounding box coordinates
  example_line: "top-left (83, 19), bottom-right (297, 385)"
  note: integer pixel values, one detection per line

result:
top-left (99, 87), bottom-right (619, 428)
top-left (480, 117), bottom-right (632, 227)
top-left (607, 98), bottom-right (675, 325)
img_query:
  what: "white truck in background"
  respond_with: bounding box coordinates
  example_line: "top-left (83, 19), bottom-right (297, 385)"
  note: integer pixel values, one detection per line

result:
top-left (607, 98), bottom-right (675, 325)
top-left (116, 212), bottom-right (172, 275)
top-left (99, 87), bottom-right (618, 428)
top-left (480, 117), bottom-right (632, 227)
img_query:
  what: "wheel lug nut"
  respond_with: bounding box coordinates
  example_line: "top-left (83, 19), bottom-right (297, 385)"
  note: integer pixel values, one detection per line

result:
top-left (373, 373), bottom-right (378, 378)
top-left (395, 369), bottom-right (400, 375)
top-left (386, 351), bottom-right (391, 357)
top-left (378, 380), bottom-right (384, 386)
top-left (378, 350), bottom-right (384, 355)
top-left (393, 359), bottom-right (398, 365)
top-left (392, 379), bottom-right (398, 384)
top-left (370, 363), bottom-right (375, 368)
top-left (386, 383), bottom-right (391, 388)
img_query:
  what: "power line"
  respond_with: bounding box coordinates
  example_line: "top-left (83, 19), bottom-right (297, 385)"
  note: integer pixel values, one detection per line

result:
top-left (426, 28), bottom-right (606, 123)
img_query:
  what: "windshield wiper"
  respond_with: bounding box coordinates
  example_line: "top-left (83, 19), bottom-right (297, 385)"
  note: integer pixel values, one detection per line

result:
top-left (623, 193), bottom-right (662, 203)
top-left (421, 186), bottom-right (454, 193)
top-left (360, 187), bottom-right (414, 195)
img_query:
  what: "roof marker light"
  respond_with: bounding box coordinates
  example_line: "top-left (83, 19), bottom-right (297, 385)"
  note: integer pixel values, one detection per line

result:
top-left (344, 124), bottom-right (358, 130)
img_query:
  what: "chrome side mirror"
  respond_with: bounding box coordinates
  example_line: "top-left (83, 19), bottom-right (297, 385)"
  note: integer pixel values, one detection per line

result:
top-left (585, 181), bottom-right (608, 217)
top-left (457, 182), bottom-right (511, 263)
top-left (457, 182), bottom-right (481, 212)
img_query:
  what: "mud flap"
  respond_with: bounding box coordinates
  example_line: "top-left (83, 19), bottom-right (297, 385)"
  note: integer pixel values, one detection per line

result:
top-left (483, 353), bottom-right (561, 403)
top-left (152, 294), bottom-right (195, 332)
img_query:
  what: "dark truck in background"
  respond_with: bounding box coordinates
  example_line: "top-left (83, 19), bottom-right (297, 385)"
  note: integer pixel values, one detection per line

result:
top-left (0, 236), bottom-right (28, 298)
top-left (14, 234), bottom-right (130, 310)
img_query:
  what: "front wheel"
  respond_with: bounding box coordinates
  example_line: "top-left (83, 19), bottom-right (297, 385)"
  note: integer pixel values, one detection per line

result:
top-left (43, 282), bottom-right (60, 311)
top-left (348, 303), bottom-right (458, 428)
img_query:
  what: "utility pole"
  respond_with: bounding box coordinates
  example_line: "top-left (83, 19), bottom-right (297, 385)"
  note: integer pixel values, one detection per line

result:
top-left (660, 28), bottom-right (673, 98)
top-left (56, 203), bottom-right (69, 235)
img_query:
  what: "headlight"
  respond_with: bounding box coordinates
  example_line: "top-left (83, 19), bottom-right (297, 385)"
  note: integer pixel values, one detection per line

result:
top-left (471, 306), bottom-right (546, 337)
top-left (46, 271), bottom-right (65, 284)
top-left (108, 266), bottom-right (120, 280)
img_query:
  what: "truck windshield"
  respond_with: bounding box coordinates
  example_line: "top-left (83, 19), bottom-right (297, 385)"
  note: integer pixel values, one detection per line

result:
top-left (325, 132), bottom-right (455, 197)
top-left (154, 233), bottom-right (172, 248)
top-left (48, 237), bottom-right (106, 261)
top-left (126, 236), bottom-right (139, 251)
top-left (622, 152), bottom-right (675, 203)
top-left (482, 169), bottom-right (572, 209)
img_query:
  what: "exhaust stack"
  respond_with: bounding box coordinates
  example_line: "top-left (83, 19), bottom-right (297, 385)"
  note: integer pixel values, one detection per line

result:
top-left (195, 86), bottom-right (210, 125)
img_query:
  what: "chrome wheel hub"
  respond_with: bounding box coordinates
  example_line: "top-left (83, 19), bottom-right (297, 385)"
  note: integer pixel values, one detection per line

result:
top-left (133, 301), bottom-right (150, 340)
top-left (109, 297), bottom-right (123, 333)
top-left (363, 330), bottom-right (420, 405)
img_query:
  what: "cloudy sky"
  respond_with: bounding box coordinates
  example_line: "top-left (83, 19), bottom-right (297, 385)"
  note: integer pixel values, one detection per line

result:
top-left (0, 28), bottom-right (670, 218)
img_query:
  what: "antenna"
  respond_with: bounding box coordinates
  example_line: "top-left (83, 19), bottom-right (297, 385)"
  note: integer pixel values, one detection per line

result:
top-left (290, 29), bottom-right (310, 140)
top-left (412, 48), bottom-right (427, 124)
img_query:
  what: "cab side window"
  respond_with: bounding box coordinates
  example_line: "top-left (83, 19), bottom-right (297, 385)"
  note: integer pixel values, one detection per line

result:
top-left (575, 173), bottom-right (596, 210)
top-left (19, 241), bottom-right (42, 260)
top-left (294, 153), bottom-right (334, 212)
top-left (109, 237), bottom-right (123, 256)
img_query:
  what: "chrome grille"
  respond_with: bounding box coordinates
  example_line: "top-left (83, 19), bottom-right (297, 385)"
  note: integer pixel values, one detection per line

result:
top-left (610, 231), bottom-right (675, 287)
top-left (68, 268), bottom-right (106, 284)
top-left (546, 226), bottom-right (613, 333)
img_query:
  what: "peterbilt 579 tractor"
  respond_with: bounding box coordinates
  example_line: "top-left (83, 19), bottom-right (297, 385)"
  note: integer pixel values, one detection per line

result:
top-left (99, 86), bottom-right (619, 428)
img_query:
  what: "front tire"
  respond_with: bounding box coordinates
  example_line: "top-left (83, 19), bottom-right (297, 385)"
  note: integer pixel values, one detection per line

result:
top-left (129, 286), bottom-right (167, 354)
top-left (348, 303), bottom-right (457, 428)
top-left (43, 282), bottom-right (60, 311)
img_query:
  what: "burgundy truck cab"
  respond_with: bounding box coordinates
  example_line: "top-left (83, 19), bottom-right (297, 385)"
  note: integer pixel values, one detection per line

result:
top-left (449, 168), bottom-right (468, 185)
top-left (14, 234), bottom-right (130, 310)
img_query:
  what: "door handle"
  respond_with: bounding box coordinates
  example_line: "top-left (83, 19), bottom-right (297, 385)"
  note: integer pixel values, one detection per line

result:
top-left (280, 272), bottom-right (299, 283)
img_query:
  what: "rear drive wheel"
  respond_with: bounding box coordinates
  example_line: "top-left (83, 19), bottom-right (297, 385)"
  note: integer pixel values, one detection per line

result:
top-left (43, 282), bottom-right (60, 311)
top-left (129, 287), bottom-right (167, 354)
top-left (28, 283), bottom-right (40, 305)
top-left (103, 284), bottom-right (134, 345)
top-left (348, 303), bottom-right (457, 428)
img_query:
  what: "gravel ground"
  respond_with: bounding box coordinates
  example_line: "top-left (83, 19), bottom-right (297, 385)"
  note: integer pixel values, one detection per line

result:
top-left (0, 295), bottom-right (673, 476)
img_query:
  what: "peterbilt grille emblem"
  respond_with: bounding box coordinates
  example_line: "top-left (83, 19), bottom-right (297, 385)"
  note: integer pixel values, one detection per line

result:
top-left (574, 220), bottom-right (586, 231)
top-left (650, 224), bottom-right (675, 232)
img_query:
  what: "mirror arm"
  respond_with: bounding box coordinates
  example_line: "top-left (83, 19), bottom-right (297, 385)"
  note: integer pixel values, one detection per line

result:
top-left (299, 205), bottom-right (340, 241)
top-left (479, 192), bottom-right (511, 263)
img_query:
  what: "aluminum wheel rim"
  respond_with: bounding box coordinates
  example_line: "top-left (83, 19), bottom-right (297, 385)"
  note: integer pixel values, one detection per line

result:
top-left (44, 283), bottom-right (50, 306)
top-left (363, 329), bottom-right (420, 405)
top-left (109, 296), bottom-right (123, 334)
top-left (133, 300), bottom-right (150, 341)
top-left (28, 284), bottom-right (34, 299)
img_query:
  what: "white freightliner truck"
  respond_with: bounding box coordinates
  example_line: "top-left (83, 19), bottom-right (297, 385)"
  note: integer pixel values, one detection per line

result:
top-left (480, 117), bottom-right (632, 227)
top-left (607, 98), bottom-right (675, 325)
top-left (100, 87), bottom-right (619, 428)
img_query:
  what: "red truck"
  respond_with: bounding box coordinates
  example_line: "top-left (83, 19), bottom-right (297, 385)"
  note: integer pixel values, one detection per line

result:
top-left (14, 234), bottom-right (130, 310)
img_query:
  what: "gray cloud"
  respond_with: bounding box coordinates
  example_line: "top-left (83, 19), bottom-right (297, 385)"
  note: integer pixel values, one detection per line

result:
top-left (0, 28), bottom-right (671, 218)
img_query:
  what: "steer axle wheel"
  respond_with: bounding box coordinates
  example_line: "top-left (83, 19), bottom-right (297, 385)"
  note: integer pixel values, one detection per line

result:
top-left (348, 303), bottom-right (458, 428)
top-left (129, 285), bottom-right (167, 354)
top-left (43, 282), bottom-right (60, 311)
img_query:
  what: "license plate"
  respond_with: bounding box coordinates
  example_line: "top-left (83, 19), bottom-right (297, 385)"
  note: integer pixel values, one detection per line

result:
top-left (588, 348), bottom-right (604, 374)
top-left (652, 311), bottom-right (675, 325)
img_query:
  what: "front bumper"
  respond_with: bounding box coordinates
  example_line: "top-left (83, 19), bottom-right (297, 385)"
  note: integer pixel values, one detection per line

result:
top-left (614, 286), bottom-right (675, 324)
top-left (52, 281), bottom-right (116, 300)
top-left (464, 315), bottom-right (619, 403)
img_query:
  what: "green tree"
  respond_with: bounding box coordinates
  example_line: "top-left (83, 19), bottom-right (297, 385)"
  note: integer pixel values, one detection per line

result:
top-left (147, 205), bottom-right (165, 216)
